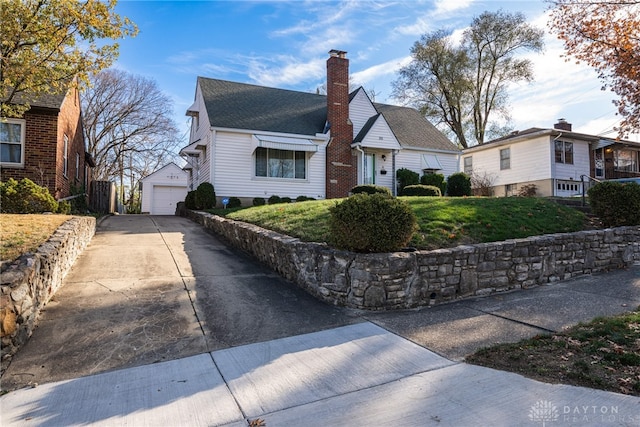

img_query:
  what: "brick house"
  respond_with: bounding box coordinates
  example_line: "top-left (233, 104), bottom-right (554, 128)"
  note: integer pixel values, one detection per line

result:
top-left (1, 87), bottom-right (93, 200)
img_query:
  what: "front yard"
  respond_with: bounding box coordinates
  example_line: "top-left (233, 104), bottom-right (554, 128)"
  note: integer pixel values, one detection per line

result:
top-left (0, 214), bottom-right (71, 263)
top-left (216, 196), bottom-right (588, 250)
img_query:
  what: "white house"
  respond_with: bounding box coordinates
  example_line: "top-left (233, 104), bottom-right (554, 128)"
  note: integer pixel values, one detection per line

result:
top-left (140, 162), bottom-right (188, 214)
top-left (461, 119), bottom-right (640, 197)
top-left (180, 50), bottom-right (460, 205)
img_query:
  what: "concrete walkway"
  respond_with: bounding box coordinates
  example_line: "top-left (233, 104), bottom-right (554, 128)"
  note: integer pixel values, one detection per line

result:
top-left (2, 215), bottom-right (640, 426)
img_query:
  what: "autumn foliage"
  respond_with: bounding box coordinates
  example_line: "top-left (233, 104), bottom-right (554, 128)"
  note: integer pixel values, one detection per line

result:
top-left (549, 0), bottom-right (640, 136)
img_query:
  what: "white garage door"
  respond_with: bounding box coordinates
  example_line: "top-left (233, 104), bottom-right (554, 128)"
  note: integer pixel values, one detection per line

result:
top-left (152, 185), bottom-right (188, 215)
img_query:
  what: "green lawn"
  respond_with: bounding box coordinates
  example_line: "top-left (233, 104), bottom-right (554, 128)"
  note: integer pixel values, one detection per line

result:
top-left (210, 197), bottom-right (587, 250)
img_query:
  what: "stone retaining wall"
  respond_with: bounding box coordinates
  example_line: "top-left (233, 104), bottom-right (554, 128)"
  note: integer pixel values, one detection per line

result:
top-left (184, 210), bottom-right (640, 310)
top-left (1, 216), bottom-right (95, 372)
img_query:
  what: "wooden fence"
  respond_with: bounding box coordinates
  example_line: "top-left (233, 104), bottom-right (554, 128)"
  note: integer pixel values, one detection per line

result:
top-left (90, 181), bottom-right (116, 213)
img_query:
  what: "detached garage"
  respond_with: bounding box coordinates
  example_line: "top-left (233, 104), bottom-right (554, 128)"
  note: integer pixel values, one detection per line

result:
top-left (140, 163), bottom-right (189, 215)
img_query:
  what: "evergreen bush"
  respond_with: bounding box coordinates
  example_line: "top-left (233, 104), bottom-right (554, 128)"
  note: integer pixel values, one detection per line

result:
top-left (588, 181), bottom-right (640, 227)
top-left (281, 197), bottom-right (292, 204)
top-left (396, 168), bottom-right (419, 193)
top-left (420, 173), bottom-right (447, 195)
top-left (401, 184), bottom-right (442, 197)
top-left (0, 178), bottom-right (58, 213)
top-left (447, 172), bottom-right (472, 196)
top-left (268, 195), bottom-right (282, 204)
top-left (351, 184), bottom-right (392, 195)
top-left (227, 197), bottom-right (241, 208)
top-left (195, 182), bottom-right (216, 209)
top-left (329, 193), bottom-right (417, 253)
top-left (185, 190), bottom-right (197, 209)
top-left (252, 197), bottom-right (266, 206)
top-left (295, 195), bottom-right (316, 202)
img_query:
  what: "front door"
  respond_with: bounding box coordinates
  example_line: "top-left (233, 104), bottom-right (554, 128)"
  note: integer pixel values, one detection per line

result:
top-left (363, 153), bottom-right (375, 185)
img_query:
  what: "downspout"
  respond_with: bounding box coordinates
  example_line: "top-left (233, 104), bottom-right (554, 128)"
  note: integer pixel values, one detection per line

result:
top-left (392, 149), bottom-right (398, 196)
top-left (355, 144), bottom-right (365, 186)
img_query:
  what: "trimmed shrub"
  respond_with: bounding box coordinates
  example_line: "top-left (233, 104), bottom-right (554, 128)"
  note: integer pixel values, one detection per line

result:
top-left (185, 190), bottom-right (197, 209)
top-left (588, 181), bottom-right (640, 227)
top-left (396, 168), bottom-right (419, 193)
top-left (401, 184), bottom-right (442, 197)
top-left (296, 195), bottom-right (316, 202)
top-left (351, 184), bottom-right (392, 195)
top-left (253, 197), bottom-right (266, 206)
top-left (195, 182), bottom-right (216, 209)
top-left (268, 195), bottom-right (282, 204)
top-left (518, 184), bottom-right (537, 197)
top-left (0, 178), bottom-right (58, 213)
top-left (227, 197), bottom-right (241, 208)
top-left (57, 200), bottom-right (71, 214)
top-left (447, 172), bottom-right (472, 196)
top-left (420, 173), bottom-right (446, 195)
top-left (281, 197), bottom-right (292, 204)
top-left (329, 193), bottom-right (417, 253)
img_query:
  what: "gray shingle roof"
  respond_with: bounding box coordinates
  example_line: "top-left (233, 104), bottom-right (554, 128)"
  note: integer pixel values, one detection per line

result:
top-left (196, 76), bottom-right (458, 152)
top-left (373, 103), bottom-right (459, 152)
top-left (198, 77), bottom-right (327, 136)
top-left (3, 89), bottom-right (68, 110)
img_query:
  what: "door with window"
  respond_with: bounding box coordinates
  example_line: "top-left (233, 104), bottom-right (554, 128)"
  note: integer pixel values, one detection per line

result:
top-left (363, 153), bottom-right (375, 185)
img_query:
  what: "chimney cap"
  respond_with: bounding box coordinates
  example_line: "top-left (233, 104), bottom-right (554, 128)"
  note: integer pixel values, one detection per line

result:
top-left (329, 49), bottom-right (347, 58)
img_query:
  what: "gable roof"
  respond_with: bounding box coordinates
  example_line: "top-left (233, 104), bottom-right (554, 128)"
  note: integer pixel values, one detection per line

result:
top-left (198, 77), bottom-right (327, 136)
top-left (141, 162), bottom-right (187, 182)
top-left (195, 76), bottom-right (459, 152)
top-left (374, 103), bottom-right (459, 152)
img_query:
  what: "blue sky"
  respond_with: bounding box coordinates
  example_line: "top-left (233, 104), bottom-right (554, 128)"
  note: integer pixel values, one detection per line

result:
top-left (112, 0), bottom-right (638, 144)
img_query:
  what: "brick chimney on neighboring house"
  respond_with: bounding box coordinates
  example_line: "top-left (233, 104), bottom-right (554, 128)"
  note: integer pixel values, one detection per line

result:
top-left (326, 49), bottom-right (356, 199)
top-left (554, 118), bottom-right (572, 131)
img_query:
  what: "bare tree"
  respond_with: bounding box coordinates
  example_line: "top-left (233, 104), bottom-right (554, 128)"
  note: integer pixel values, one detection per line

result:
top-left (82, 69), bottom-right (182, 206)
top-left (393, 10), bottom-right (544, 147)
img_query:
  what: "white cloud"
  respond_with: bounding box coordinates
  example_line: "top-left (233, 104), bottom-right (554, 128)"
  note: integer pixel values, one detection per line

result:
top-left (351, 56), bottom-right (411, 88)
top-left (433, 0), bottom-right (475, 15)
top-left (248, 56), bottom-right (325, 88)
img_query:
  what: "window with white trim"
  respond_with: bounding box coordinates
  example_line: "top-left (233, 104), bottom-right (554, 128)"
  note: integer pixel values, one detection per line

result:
top-left (554, 140), bottom-right (573, 164)
top-left (500, 148), bottom-right (510, 170)
top-left (463, 156), bottom-right (472, 175)
top-left (63, 134), bottom-right (69, 177)
top-left (0, 118), bottom-right (25, 167)
top-left (255, 147), bottom-right (306, 179)
top-left (75, 153), bottom-right (80, 180)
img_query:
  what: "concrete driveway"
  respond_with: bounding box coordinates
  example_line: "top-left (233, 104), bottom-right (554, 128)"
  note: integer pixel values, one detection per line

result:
top-left (2, 215), bottom-right (640, 426)
top-left (1, 215), bottom-right (360, 390)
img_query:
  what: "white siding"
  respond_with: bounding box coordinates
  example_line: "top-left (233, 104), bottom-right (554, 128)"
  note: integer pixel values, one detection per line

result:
top-left (140, 163), bottom-right (188, 214)
top-left (213, 131), bottom-right (328, 200)
top-left (185, 82), bottom-right (213, 189)
top-left (349, 89), bottom-right (378, 137)
top-left (465, 135), bottom-right (552, 186)
top-left (357, 116), bottom-right (402, 150)
top-left (462, 135), bottom-right (592, 188)
top-left (395, 149), bottom-right (459, 179)
top-left (552, 139), bottom-right (591, 180)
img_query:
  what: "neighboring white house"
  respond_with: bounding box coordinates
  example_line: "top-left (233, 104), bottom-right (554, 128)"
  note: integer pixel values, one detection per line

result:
top-left (140, 162), bottom-right (189, 214)
top-left (180, 50), bottom-right (460, 205)
top-left (461, 119), bottom-right (640, 197)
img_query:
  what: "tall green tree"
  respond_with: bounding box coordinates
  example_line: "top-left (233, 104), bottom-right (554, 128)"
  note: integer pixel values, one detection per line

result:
top-left (393, 10), bottom-right (544, 148)
top-left (1, 0), bottom-right (137, 117)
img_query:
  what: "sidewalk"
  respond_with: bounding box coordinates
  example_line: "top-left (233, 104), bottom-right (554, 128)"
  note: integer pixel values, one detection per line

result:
top-left (1, 321), bottom-right (639, 426)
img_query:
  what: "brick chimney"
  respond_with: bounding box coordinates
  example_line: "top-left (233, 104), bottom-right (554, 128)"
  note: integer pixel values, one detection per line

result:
top-left (554, 118), bottom-right (572, 131)
top-left (326, 49), bottom-right (356, 199)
